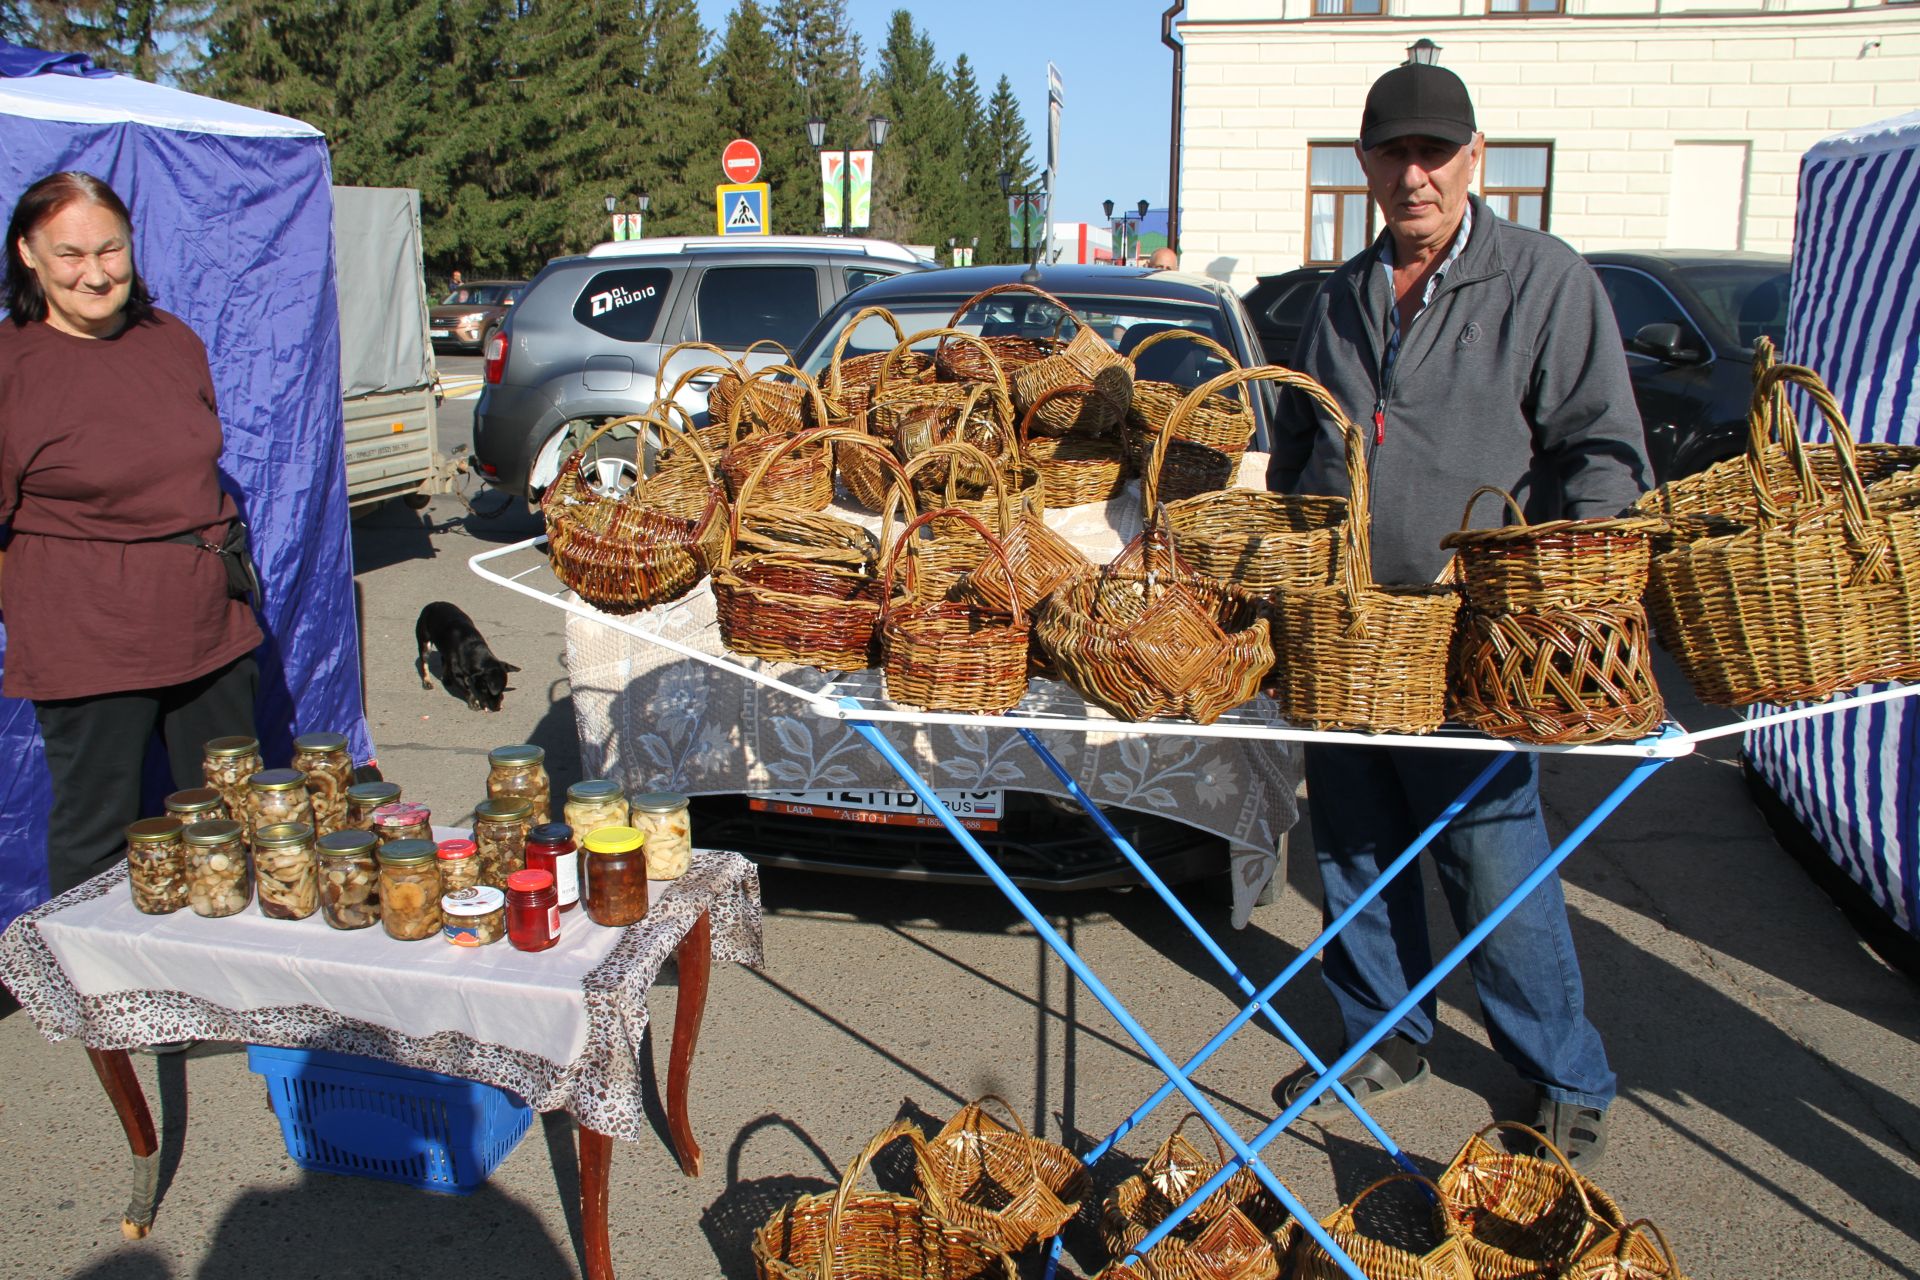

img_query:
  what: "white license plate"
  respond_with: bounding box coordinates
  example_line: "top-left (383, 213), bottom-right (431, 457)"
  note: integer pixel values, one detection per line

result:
top-left (429, 328), bottom-right (450, 337)
top-left (749, 788), bottom-right (1003, 831)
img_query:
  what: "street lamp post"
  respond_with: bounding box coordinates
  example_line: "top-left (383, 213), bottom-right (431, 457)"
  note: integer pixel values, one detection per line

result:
top-left (604, 194), bottom-right (618, 242)
top-left (636, 193), bottom-right (650, 240)
top-left (806, 114), bottom-right (890, 236)
top-left (1405, 38), bottom-right (1442, 66)
top-left (1000, 169), bottom-right (1050, 273)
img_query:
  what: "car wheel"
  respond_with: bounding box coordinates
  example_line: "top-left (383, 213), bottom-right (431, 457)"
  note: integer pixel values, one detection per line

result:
top-left (527, 419), bottom-right (645, 502)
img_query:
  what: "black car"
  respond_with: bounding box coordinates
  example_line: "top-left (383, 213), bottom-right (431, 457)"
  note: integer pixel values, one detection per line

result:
top-left (1585, 250), bottom-right (1790, 484)
top-left (1241, 267), bottom-right (1333, 368)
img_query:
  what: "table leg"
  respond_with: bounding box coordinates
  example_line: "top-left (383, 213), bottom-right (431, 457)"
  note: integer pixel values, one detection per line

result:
top-left (666, 909), bottom-right (712, 1177)
top-left (85, 1048), bottom-right (160, 1241)
top-left (579, 1124), bottom-right (614, 1280)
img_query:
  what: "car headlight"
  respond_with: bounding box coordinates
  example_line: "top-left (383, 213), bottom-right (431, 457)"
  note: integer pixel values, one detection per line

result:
top-left (461, 312), bottom-right (489, 324)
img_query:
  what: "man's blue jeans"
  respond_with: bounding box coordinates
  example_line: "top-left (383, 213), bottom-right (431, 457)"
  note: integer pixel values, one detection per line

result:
top-left (1304, 742), bottom-right (1616, 1109)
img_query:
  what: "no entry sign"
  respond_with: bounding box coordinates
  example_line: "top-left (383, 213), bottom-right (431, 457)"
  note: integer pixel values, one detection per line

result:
top-left (722, 138), bottom-right (762, 185)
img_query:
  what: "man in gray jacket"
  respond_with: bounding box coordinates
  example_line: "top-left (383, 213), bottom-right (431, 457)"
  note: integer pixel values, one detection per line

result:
top-left (1267, 62), bottom-right (1651, 1169)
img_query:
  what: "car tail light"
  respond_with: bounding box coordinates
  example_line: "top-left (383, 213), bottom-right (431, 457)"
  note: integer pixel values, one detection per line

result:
top-left (483, 328), bottom-right (509, 384)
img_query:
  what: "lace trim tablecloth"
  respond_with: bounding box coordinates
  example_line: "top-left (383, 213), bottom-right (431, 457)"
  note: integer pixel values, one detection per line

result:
top-left (564, 462), bottom-right (1302, 928)
top-left (0, 851), bottom-right (763, 1143)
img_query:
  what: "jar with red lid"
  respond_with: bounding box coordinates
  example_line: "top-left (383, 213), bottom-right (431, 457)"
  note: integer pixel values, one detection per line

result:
top-left (524, 823), bottom-right (580, 912)
top-left (505, 869), bottom-right (560, 952)
top-left (436, 838), bottom-right (481, 894)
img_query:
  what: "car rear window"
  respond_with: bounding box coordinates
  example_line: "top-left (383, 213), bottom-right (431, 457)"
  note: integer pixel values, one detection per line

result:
top-left (696, 265), bottom-right (821, 350)
top-left (572, 268), bottom-right (674, 342)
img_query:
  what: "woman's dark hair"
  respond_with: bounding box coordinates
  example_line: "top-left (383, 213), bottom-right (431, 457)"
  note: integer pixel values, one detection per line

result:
top-left (4, 171), bottom-right (155, 327)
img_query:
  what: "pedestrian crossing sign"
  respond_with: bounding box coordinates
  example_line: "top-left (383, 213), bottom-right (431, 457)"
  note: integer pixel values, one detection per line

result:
top-left (715, 183), bottom-right (770, 236)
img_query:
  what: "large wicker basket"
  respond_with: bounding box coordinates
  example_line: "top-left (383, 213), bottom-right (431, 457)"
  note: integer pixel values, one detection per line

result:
top-left (944, 283), bottom-right (1131, 436)
top-left (542, 414), bottom-right (728, 614)
top-left (912, 1096), bottom-right (1091, 1255)
top-left (825, 305), bottom-right (935, 434)
top-left (753, 1119), bottom-right (1016, 1280)
top-left (1290, 1175), bottom-right (1472, 1280)
top-left (1020, 384), bottom-right (1131, 509)
top-left (1645, 363), bottom-right (1910, 706)
top-left (1437, 1122), bottom-right (1625, 1280)
top-left (1123, 329), bottom-right (1254, 500)
top-left (1266, 388), bottom-right (1462, 734)
top-left (719, 366), bottom-right (840, 510)
top-left (879, 512), bottom-right (1032, 713)
top-left (1156, 367), bottom-right (1349, 599)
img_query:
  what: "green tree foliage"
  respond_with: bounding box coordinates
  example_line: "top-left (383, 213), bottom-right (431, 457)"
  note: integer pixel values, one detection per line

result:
top-left (868, 8), bottom-right (963, 249)
top-left (707, 0), bottom-right (809, 236)
top-left (29, 0), bottom-right (212, 81)
top-left (627, 0), bottom-right (714, 240)
top-left (771, 0), bottom-right (865, 235)
top-left (984, 72), bottom-right (1036, 264)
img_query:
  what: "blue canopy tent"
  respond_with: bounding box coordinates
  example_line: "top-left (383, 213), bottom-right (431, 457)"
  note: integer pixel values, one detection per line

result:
top-left (0, 41), bottom-right (372, 929)
top-left (1746, 110), bottom-right (1920, 946)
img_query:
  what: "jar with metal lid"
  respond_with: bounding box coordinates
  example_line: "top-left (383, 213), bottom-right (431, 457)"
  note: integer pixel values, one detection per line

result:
top-left (486, 744), bottom-right (551, 825)
top-left (377, 840), bottom-right (442, 941)
top-left (291, 732), bottom-right (354, 837)
top-left (248, 770), bottom-right (313, 843)
top-left (203, 736), bottom-right (263, 830)
top-left (473, 798), bottom-right (532, 889)
top-left (346, 781), bottom-right (402, 831)
top-left (505, 869), bottom-right (560, 951)
top-left (581, 826), bottom-right (649, 927)
top-left (563, 780), bottom-right (629, 845)
top-left (317, 830), bottom-right (381, 929)
top-left (166, 787), bottom-right (227, 824)
top-left (370, 801), bottom-right (433, 850)
top-left (442, 886), bottom-right (507, 947)
top-left (630, 791), bottom-right (693, 881)
top-left (126, 818), bottom-right (189, 914)
top-left (436, 838), bottom-right (481, 894)
top-left (183, 819), bottom-right (251, 917)
top-left (524, 823), bottom-right (580, 912)
top-left (254, 822), bottom-right (320, 919)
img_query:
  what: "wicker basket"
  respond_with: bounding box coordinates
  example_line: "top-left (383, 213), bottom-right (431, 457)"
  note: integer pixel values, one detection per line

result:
top-left (911, 1096), bottom-right (1091, 1254)
top-left (879, 509), bottom-right (1032, 713)
top-left (1123, 329), bottom-right (1254, 497)
top-left (896, 442), bottom-right (1020, 598)
top-left (1020, 384), bottom-right (1131, 509)
top-left (719, 367), bottom-right (840, 510)
top-left (542, 415), bottom-right (728, 615)
top-left (1266, 379), bottom-right (1462, 733)
top-left (1437, 1122), bottom-right (1625, 1280)
top-left (875, 329), bottom-right (1017, 441)
top-left (1097, 1114), bottom-right (1288, 1280)
top-left (1448, 602), bottom-right (1666, 745)
top-left (701, 338), bottom-right (793, 428)
top-left (944, 284), bottom-right (1131, 436)
top-left (753, 1119), bottom-right (1016, 1280)
top-left (937, 296), bottom-right (1066, 383)
top-left (1154, 367), bottom-right (1350, 599)
top-left (1440, 486), bottom-right (1665, 613)
top-left (1036, 523), bottom-right (1275, 725)
top-left (1563, 1220), bottom-right (1690, 1280)
top-left (1645, 363), bottom-right (1906, 707)
top-left (1290, 1175), bottom-right (1473, 1280)
top-left (826, 306), bottom-right (937, 432)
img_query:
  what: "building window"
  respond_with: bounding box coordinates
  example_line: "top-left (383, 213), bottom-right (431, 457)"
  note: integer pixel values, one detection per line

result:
top-left (1315, 0), bottom-right (1384, 13)
top-left (1488, 0), bottom-right (1563, 12)
top-left (1482, 143), bottom-right (1552, 230)
top-left (1307, 143), bottom-right (1375, 265)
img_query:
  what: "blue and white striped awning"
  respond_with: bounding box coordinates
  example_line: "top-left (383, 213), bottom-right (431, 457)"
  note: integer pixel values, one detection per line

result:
top-left (1747, 109), bottom-right (1920, 938)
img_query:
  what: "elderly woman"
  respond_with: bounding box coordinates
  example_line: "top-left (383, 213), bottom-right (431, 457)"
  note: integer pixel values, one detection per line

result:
top-left (1, 171), bottom-right (261, 898)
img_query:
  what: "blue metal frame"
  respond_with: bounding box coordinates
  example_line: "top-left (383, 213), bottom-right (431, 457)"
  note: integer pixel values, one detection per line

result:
top-left (843, 699), bottom-right (1678, 1279)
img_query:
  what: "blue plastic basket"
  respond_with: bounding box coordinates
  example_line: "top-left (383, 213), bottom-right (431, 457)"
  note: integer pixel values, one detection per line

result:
top-left (246, 1045), bottom-right (534, 1194)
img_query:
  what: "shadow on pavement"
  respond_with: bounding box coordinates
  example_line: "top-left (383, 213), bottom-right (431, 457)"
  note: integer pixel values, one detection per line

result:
top-left (699, 1114), bottom-right (838, 1280)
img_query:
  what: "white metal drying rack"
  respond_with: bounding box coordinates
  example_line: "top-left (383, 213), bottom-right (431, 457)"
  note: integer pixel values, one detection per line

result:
top-left (473, 532), bottom-right (1918, 1280)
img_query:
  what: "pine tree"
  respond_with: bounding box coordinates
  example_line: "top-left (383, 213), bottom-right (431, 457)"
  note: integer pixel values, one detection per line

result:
top-left (869, 8), bottom-right (962, 248)
top-left (984, 73), bottom-right (1035, 264)
top-left (771, 0), bottom-right (867, 236)
top-left (949, 53), bottom-right (995, 265)
top-left (31, 0), bottom-right (212, 81)
top-left (627, 0), bottom-right (712, 238)
top-left (193, 0), bottom-right (344, 123)
top-left (707, 0), bottom-right (809, 237)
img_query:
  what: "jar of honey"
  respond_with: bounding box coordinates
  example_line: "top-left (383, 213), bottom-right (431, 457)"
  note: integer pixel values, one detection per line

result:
top-left (581, 826), bottom-right (648, 928)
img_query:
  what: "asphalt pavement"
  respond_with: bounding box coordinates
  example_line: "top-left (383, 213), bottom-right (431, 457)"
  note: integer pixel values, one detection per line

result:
top-left (1, 391), bottom-right (1916, 1277)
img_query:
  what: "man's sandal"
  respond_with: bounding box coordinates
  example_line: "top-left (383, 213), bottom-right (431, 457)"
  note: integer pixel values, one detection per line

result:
top-left (1532, 1094), bottom-right (1609, 1170)
top-left (1273, 1048), bottom-right (1431, 1117)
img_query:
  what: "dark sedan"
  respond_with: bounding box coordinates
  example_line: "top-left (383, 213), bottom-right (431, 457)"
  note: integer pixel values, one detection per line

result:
top-left (1585, 250), bottom-right (1790, 483)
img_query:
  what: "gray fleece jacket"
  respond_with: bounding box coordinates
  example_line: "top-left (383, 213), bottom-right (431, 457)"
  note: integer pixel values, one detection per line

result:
top-left (1266, 195), bottom-right (1653, 585)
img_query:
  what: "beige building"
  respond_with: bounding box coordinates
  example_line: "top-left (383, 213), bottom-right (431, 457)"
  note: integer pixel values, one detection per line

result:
top-left (1174, 0), bottom-right (1920, 289)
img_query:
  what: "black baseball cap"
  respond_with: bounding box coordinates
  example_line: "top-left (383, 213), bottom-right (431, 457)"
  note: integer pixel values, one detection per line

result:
top-left (1360, 63), bottom-right (1477, 150)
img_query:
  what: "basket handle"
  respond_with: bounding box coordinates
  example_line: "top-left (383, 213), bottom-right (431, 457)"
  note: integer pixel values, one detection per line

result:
top-left (1745, 363), bottom-right (1888, 581)
top-left (1165, 1110), bottom-right (1231, 1167)
top-left (902, 438), bottom-right (1014, 536)
top-left (1597, 1219), bottom-right (1682, 1274)
top-left (954, 1094), bottom-right (1033, 1141)
top-left (879, 506), bottom-right (1027, 630)
top-left (564, 412), bottom-right (718, 497)
top-left (1123, 327), bottom-right (1243, 381)
top-left (819, 1120), bottom-right (937, 1280)
top-left (877, 327), bottom-right (1009, 400)
top-left (1459, 1121), bottom-right (1596, 1223)
top-left (943, 281), bottom-right (1102, 348)
top-left (1015, 381), bottom-right (1099, 454)
top-left (1456, 485), bottom-right (1528, 533)
top-left (725, 364), bottom-right (833, 443)
top-left (826, 305), bottom-right (909, 397)
top-left (726, 426), bottom-right (909, 551)
top-left (1328, 1172), bottom-right (1463, 1235)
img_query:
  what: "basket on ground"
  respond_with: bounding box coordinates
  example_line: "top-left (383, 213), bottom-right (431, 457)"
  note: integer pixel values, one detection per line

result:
top-left (1266, 382), bottom-right (1461, 734)
top-left (1437, 1122), bottom-right (1625, 1280)
top-left (1097, 1113), bottom-right (1289, 1280)
top-left (753, 1119), bottom-right (1016, 1280)
top-left (1155, 367), bottom-right (1350, 597)
top-left (912, 1095), bottom-right (1090, 1253)
top-left (1563, 1220), bottom-right (1691, 1280)
top-left (542, 414), bottom-right (728, 614)
top-left (1290, 1174), bottom-right (1471, 1280)
top-left (1645, 362), bottom-right (1913, 706)
top-left (247, 1045), bottom-right (531, 1195)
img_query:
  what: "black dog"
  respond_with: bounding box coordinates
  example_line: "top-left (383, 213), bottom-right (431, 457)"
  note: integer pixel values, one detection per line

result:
top-left (415, 602), bottom-right (519, 712)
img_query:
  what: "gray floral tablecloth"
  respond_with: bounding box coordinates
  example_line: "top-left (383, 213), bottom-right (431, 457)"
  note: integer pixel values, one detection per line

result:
top-left (563, 465), bottom-right (1302, 927)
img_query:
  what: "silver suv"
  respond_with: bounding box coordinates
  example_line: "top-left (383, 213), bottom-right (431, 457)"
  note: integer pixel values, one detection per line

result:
top-left (472, 235), bottom-right (929, 499)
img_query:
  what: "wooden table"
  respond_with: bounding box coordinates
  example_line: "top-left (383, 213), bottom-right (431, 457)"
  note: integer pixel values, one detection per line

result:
top-left (0, 849), bottom-right (764, 1280)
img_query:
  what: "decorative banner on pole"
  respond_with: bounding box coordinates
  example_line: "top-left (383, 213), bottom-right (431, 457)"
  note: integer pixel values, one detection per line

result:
top-left (1007, 194), bottom-right (1046, 256)
top-left (847, 151), bottom-right (874, 230)
top-left (820, 152), bottom-right (845, 230)
top-left (612, 212), bottom-right (629, 242)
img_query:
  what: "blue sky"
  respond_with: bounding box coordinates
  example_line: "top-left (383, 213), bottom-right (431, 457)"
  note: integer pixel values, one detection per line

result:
top-left (690, 0), bottom-right (1178, 229)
